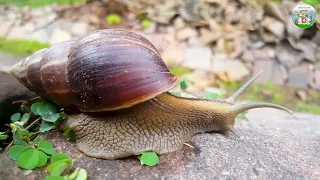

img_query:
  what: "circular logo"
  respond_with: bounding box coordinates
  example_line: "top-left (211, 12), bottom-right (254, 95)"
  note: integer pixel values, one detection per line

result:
top-left (291, 3), bottom-right (316, 29)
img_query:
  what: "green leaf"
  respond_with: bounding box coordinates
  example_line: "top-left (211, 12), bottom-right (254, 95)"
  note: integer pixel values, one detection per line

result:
top-left (0, 132), bottom-right (8, 140)
top-left (38, 140), bottom-right (54, 155)
top-left (47, 162), bottom-right (69, 176)
top-left (179, 78), bottom-right (188, 90)
top-left (40, 121), bottom-right (56, 132)
top-left (20, 113), bottom-right (30, 124)
top-left (68, 167), bottom-right (80, 179)
top-left (141, 19), bottom-right (151, 29)
top-left (37, 150), bottom-right (48, 167)
top-left (75, 168), bottom-right (88, 180)
top-left (50, 153), bottom-right (71, 164)
top-left (43, 176), bottom-right (65, 180)
top-left (42, 113), bottom-right (62, 123)
top-left (18, 148), bottom-right (39, 170)
top-left (10, 113), bottom-right (21, 122)
top-left (106, 13), bottom-right (121, 25)
top-left (202, 92), bottom-right (222, 100)
top-left (8, 145), bottom-right (31, 161)
top-left (31, 102), bottom-right (42, 115)
top-left (139, 151), bottom-right (159, 166)
top-left (13, 134), bottom-right (28, 146)
top-left (37, 102), bottom-right (58, 116)
top-left (63, 130), bottom-right (76, 142)
top-left (33, 137), bottom-right (41, 145)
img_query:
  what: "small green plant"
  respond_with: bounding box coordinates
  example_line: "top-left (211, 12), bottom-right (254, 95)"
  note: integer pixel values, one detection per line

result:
top-left (296, 102), bottom-right (320, 115)
top-left (137, 151), bottom-right (159, 166)
top-left (0, 0), bottom-right (85, 7)
top-left (202, 92), bottom-right (222, 100)
top-left (106, 13), bottom-right (121, 25)
top-left (0, 38), bottom-right (50, 56)
top-left (0, 132), bottom-right (8, 140)
top-left (141, 19), bottom-right (151, 29)
top-left (170, 67), bottom-right (193, 76)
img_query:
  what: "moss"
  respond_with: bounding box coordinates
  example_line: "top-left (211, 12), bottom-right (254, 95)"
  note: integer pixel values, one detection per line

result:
top-left (0, 38), bottom-right (49, 57)
top-left (169, 66), bottom-right (193, 76)
top-left (0, 0), bottom-right (85, 7)
top-left (296, 102), bottom-right (320, 115)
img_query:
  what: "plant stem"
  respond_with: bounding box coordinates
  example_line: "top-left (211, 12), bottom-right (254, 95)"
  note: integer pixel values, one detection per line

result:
top-left (4, 117), bottom-right (42, 152)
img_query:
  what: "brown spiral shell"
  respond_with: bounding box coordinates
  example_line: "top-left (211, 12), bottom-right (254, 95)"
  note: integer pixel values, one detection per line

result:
top-left (10, 29), bottom-right (179, 112)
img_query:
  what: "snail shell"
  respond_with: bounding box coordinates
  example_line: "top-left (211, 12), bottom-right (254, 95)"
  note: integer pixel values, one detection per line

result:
top-left (10, 29), bottom-right (179, 112)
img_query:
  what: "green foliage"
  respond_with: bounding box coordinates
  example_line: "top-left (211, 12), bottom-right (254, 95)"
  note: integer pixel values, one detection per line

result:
top-left (139, 151), bottom-right (159, 166)
top-left (0, 38), bottom-right (49, 56)
top-left (170, 67), bottom-right (193, 76)
top-left (107, 13), bottom-right (121, 25)
top-left (0, 132), bottom-right (8, 140)
top-left (202, 92), bottom-right (222, 100)
top-left (63, 130), bottom-right (76, 142)
top-left (10, 113), bottom-right (21, 122)
top-left (236, 111), bottom-right (249, 121)
top-left (141, 19), bottom-right (151, 29)
top-left (296, 102), bottom-right (320, 115)
top-left (178, 77), bottom-right (195, 91)
top-left (8, 139), bottom-right (54, 169)
top-left (0, 0), bottom-right (85, 7)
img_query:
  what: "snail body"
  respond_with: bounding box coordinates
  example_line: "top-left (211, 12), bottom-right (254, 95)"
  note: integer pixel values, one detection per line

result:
top-left (10, 29), bottom-right (292, 159)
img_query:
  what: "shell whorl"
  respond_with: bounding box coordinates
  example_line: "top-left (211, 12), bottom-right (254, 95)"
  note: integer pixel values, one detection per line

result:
top-left (10, 29), bottom-right (179, 112)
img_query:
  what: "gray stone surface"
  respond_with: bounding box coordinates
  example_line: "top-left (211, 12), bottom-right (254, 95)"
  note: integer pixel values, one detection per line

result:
top-left (1, 118), bottom-right (319, 180)
top-left (287, 64), bottom-right (312, 88)
top-left (183, 47), bottom-right (213, 71)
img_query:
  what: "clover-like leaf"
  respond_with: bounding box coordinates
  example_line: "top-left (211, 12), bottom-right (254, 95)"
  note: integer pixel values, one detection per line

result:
top-left (37, 150), bottom-right (48, 167)
top-left (50, 153), bottom-right (71, 164)
top-left (42, 113), bottom-right (62, 123)
top-left (40, 121), bottom-right (56, 132)
top-left (20, 113), bottom-right (30, 124)
top-left (18, 148), bottom-right (39, 170)
top-left (43, 176), bottom-right (65, 180)
top-left (179, 78), bottom-right (188, 90)
top-left (63, 129), bottom-right (76, 142)
top-left (13, 134), bottom-right (28, 146)
top-left (0, 132), bottom-right (8, 140)
top-left (10, 113), bottom-right (21, 122)
top-left (46, 161), bottom-right (70, 176)
top-left (202, 92), bottom-right (222, 100)
top-left (37, 102), bottom-right (58, 117)
top-left (139, 151), bottom-right (159, 166)
top-left (8, 145), bottom-right (31, 161)
top-left (38, 140), bottom-right (54, 155)
top-left (31, 102), bottom-right (42, 115)
top-left (76, 168), bottom-right (88, 180)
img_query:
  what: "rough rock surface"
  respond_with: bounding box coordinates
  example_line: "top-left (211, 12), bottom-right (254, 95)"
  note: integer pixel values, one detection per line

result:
top-left (0, 116), bottom-right (319, 180)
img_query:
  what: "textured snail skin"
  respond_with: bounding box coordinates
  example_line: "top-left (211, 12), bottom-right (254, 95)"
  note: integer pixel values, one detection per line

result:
top-left (60, 91), bottom-right (292, 160)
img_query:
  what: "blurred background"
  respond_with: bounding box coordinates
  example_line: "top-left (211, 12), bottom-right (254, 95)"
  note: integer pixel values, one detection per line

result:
top-left (0, 0), bottom-right (319, 115)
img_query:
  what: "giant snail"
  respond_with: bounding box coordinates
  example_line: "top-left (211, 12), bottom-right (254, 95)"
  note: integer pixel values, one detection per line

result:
top-left (8, 29), bottom-right (292, 160)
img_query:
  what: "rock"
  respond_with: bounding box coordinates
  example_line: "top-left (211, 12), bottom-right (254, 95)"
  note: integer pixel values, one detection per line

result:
top-left (173, 17), bottom-right (185, 31)
top-left (185, 70), bottom-right (214, 92)
top-left (183, 47), bottom-right (213, 71)
top-left (287, 17), bottom-right (304, 39)
top-left (287, 64), bottom-right (312, 88)
top-left (295, 90), bottom-right (307, 101)
top-left (296, 40), bottom-right (318, 63)
top-left (6, 26), bottom-right (25, 39)
top-left (23, 22), bottom-right (36, 33)
top-left (0, 54), bottom-right (36, 127)
top-left (49, 27), bottom-right (72, 45)
top-left (263, 2), bottom-right (285, 22)
top-left (261, 17), bottom-right (285, 38)
top-left (275, 40), bottom-right (304, 68)
top-left (26, 29), bottom-right (49, 44)
top-left (1, 118), bottom-right (320, 179)
top-left (0, 21), bottom-right (14, 37)
top-left (46, 20), bottom-right (74, 38)
top-left (161, 40), bottom-right (185, 66)
top-left (252, 60), bottom-right (286, 85)
top-left (199, 29), bottom-right (220, 45)
top-left (312, 31), bottom-right (320, 45)
top-left (176, 28), bottom-right (197, 41)
top-left (71, 22), bottom-right (89, 37)
top-left (212, 58), bottom-right (250, 81)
